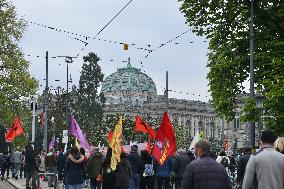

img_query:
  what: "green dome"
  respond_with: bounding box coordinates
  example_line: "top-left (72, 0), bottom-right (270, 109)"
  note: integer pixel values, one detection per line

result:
top-left (101, 61), bottom-right (157, 98)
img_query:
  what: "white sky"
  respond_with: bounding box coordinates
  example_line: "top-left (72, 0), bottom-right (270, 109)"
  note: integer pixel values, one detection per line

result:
top-left (13, 0), bottom-right (211, 102)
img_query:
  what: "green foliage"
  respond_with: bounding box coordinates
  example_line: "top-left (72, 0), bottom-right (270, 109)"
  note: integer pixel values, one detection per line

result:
top-left (0, 0), bottom-right (38, 147)
top-left (172, 119), bottom-right (188, 149)
top-left (240, 98), bottom-right (260, 123)
top-left (74, 52), bottom-right (105, 146)
top-left (179, 0), bottom-right (284, 134)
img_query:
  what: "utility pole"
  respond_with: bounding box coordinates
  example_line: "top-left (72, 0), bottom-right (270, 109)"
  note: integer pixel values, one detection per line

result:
top-left (249, 0), bottom-right (255, 148)
top-left (43, 51), bottom-right (48, 152)
top-left (57, 56), bottom-right (74, 129)
top-left (221, 115), bottom-right (225, 148)
top-left (32, 96), bottom-right (36, 143)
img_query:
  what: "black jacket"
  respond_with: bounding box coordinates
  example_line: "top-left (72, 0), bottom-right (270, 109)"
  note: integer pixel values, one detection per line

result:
top-left (237, 153), bottom-right (251, 182)
top-left (176, 153), bottom-right (191, 178)
top-left (127, 151), bottom-right (141, 175)
top-left (181, 155), bottom-right (232, 189)
top-left (65, 154), bottom-right (85, 185)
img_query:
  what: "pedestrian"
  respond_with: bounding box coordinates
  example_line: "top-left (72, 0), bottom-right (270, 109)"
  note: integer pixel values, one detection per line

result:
top-left (1, 151), bottom-right (11, 180)
top-left (102, 147), bottom-right (116, 189)
top-left (242, 130), bottom-right (284, 189)
top-left (114, 152), bottom-right (132, 189)
top-left (38, 150), bottom-right (46, 181)
top-left (236, 147), bottom-right (251, 188)
top-left (139, 150), bottom-right (154, 189)
top-left (11, 150), bottom-right (22, 180)
top-left (154, 157), bottom-right (172, 189)
top-left (57, 147), bottom-right (65, 181)
top-left (175, 149), bottom-right (191, 189)
top-left (216, 149), bottom-right (230, 172)
top-left (45, 147), bottom-right (57, 187)
top-left (20, 150), bottom-right (26, 179)
top-left (79, 148), bottom-right (88, 187)
top-left (274, 137), bottom-right (284, 154)
top-left (228, 156), bottom-right (237, 184)
top-left (180, 139), bottom-right (232, 189)
top-left (186, 150), bottom-right (195, 162)
top-left (87, 147), bottom-right (103, 189)
top-left (65, 146), bottom-right (85, 189)
top-left (127, 145), bottom-right (141, 189)
top-left (25, 143), bottom-right (38, 189)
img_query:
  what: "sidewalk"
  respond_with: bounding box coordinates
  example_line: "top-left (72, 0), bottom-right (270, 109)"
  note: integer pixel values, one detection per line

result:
top-left (7, 177), bottom-right (64, 189)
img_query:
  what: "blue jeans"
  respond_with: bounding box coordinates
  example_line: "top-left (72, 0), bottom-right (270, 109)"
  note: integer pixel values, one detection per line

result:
top-left (129, 174), bottom-right (140, 189)
top-left (68, 184), bottom-right (83, 189)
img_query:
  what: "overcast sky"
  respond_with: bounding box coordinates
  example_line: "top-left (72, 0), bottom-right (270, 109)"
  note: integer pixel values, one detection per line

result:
top-left (13, 0), bottom-right (211, 102)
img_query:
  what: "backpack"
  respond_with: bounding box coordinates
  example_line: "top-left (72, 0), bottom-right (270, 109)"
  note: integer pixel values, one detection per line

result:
top-left (221, 156), bottom-right (229, 167)
top-left (144, 163), bottom-right (154, 176)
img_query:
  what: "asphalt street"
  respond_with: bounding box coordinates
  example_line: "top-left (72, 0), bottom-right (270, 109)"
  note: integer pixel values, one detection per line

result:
top-left (0, 180), bottom-right (14, 189)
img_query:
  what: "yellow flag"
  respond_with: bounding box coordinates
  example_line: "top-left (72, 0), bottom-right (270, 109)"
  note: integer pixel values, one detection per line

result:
top-left (110, 116), bottom-right (123, 171)
top-left (123, 43), bottom-right (128, 50)
top-left (75, 138), bottom-right (81, 149)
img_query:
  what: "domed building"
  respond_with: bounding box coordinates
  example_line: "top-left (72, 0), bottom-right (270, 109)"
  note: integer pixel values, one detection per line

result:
top-left (101, 58), bottom-right (157, 105)
top-left (101, 58), bottom-right (248, 152)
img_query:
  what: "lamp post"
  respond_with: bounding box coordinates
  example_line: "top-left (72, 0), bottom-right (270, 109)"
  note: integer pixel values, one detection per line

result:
top-left (248, 0), bottom-right (255, 148)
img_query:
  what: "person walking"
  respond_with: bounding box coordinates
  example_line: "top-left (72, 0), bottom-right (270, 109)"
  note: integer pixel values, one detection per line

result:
top-left (175, 149), bottom-right (191, 189)
top-left (25, 143), bottom-right (38, 189)
top-left (102, 148), bottom-right (116, 189)
top-left (87, 147), bottom-right (103, 189)
top-left (242, 130), bottom-right (284, 189)
top-left (216, 149), bottom-right (230, 172)
top-left (45, 147), bottom-right (57, 187)
top-left (20, 150), bottom-right (26, 179)
top-left (236, 147), bottom-right (251, 188)
top-left (57, 148), bottom-right (65, 181)
top-left (11, 150), bottom-right (22, 180)
top-left (65, 146), bottom-right (85, 189)
top-left (181, 139), bottom-right (232, 189)
top-left (1, 152), bottom-right (11, 180)
top-left (154, 157), bottom-right (172, 189)
top-left (274, 137), bottom-right (284, 154)
top-left (114, 152), bottom-right (132, 189)
top-left (38, 150), bottom-right (46, 181)
top-left (127, 145), bottom-right (141, 189)
top-left (139, 150), bottom-right (154, 189)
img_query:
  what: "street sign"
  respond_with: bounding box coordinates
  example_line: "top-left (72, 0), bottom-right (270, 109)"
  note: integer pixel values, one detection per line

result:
top-left (62, 130), bottom-right (68, 144)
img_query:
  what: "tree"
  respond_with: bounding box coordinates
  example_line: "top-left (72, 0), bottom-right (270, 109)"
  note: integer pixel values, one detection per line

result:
top-left (75, 52), bottom-right (105, 145)
top-left (179, 0), bottom-right (284, 135)
top-left (0, 0), bottom-right (38, 147)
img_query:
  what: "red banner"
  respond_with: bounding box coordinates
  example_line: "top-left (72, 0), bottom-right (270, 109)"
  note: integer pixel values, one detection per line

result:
top-left (5, 116), bottom-right (24, 142)
top-left (152, 112), bottom-right (176, 165)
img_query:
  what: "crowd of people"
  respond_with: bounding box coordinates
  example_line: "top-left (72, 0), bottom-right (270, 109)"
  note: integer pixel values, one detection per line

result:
top-left (0, 130), bottom-right (283, 189)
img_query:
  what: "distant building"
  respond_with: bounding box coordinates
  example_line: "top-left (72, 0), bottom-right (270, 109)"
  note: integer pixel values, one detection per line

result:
top-left (101, 59), bottom-right (222, 149)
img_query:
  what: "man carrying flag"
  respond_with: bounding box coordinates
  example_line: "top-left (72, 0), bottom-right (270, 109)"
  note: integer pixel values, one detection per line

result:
top-left (152, 112), bottom-right (176, 189)
top-left (5, 116), bottom-right (24, 142)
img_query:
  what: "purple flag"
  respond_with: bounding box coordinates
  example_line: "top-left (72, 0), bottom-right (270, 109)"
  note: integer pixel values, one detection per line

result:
top-left (49, 135), bottom-right (56, 150)
top-left (70, 114), bottom-right (91, 151)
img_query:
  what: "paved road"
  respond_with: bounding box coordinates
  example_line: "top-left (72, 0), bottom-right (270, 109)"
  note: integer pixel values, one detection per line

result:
top-left (0, 180), bottom-right (14, 189)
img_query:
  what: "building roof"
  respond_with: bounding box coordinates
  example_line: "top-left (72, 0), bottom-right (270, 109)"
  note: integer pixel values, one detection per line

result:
top-left (101, 59), bottom-right (157, 98)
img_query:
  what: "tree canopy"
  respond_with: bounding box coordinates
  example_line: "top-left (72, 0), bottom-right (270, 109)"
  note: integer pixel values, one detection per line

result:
top-left (179, 0), bottom-right (284, 135)
top-left (0, 0), bottom-right (38, 148)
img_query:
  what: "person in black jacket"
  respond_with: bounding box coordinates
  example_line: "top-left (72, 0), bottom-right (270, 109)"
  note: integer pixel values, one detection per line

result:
top-left (237, 147), bottom-right (251, 188)
top-left (139, 150), bottom-right (154, 189)
top-left (175, 149), bottom-right (191, 189)
top-left (65, 146), bottom-right (85, 189)
top-left (102, 147), bottom-right (116, 189)
top-left (181, 139), bottom-right (232, 189)
top-left (127, 145), bottom-right (141, 189)
top-left (25, 143), bottom-right (38, 189)
top-left (1, 151), bottom-right (11, 180)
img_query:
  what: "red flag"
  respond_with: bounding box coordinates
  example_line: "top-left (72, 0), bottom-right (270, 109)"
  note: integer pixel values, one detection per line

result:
top-left (152, 112), bottom-right (176, 165)
top-left (107, 130), bottom-right (114, 143)
top-left (5, 116), bottom-right (24, 142)
top-left (134, 115), bottom-right (156, 139)
top-left (145, 139), bottom-right (152, 155)
top-left (42, 112), bottom-right (45, 128)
